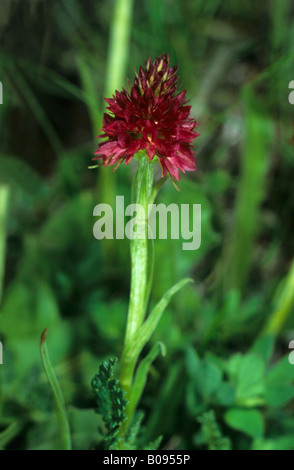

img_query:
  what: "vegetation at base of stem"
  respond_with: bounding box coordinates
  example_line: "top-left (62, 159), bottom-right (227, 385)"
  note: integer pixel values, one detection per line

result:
top-left (91, 358), bottom-right (128, 450)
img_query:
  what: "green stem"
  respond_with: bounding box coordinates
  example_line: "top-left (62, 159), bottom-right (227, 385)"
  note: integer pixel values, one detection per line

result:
top-left (119, 156), bottom-right (153, 436)
top-left (104, 0), bottom-right (134, 99)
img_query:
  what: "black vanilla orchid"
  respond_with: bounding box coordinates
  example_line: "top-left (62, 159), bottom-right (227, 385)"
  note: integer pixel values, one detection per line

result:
top-left (94, 54), bottom-right (199, 181)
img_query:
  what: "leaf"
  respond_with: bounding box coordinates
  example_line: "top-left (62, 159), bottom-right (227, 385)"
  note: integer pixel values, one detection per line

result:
top-left (264, 352), bottom-right (294, 408)
top-left (129, 342), bottom-right (166, 422)
top-left (91, 358), bottom-right (128, 450)
top-left (227, 353), bottom-right (265, 406)
top-left (40, 329), bottom-right (72, 450)
top-left (0, 422), bottom-right (21, 450)
top-left (76, 54), bottom-right (101, 136)
top-left (266, 356), bottom-right (294, 385)
top-left (143, 435), bottom-right (163, 450)
top-left (198, 410), bottom-right (231, 450)
top-left (265, 384), bottom-right (294, 408)
top-left (128, 278), bottom-right (193, 360)
top-left (215, 383), bottom-right (235, 407)
top-left (250, 335), bottom-right (274, 363)
top-left (124, 411), bottom-right (144, 450)
top-left (252, 435), bottom-right (294, 451)
top-left (263, 259), bottom-right (294, 336)
top-left (186, 348), bottom-right (222, 401)
top-left (224, 408), bottom-right (264, 439)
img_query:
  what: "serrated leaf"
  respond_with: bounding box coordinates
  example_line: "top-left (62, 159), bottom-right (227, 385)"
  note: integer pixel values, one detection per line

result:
top-left (91, 358), bottom-right (128, 450)
top-left (198, 410), bottom-right (231, 450)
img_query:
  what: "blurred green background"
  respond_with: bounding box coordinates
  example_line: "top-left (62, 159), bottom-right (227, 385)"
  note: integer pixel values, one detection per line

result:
top-left (0, 0), bottom-right (294, 450)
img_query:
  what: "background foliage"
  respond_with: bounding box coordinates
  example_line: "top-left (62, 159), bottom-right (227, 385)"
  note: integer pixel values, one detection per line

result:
top-left (0, 0), bottom-right (294, 450)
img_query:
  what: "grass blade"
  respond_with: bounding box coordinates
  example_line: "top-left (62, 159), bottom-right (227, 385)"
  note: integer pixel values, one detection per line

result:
top-left (40, 328), bottom-right (72, 450)
top-left (0, 422), bottom-right (22, 450)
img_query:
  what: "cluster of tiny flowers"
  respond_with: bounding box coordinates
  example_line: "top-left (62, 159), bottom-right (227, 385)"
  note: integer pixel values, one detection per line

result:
top-left (94, 54), bottom-right (199, 181)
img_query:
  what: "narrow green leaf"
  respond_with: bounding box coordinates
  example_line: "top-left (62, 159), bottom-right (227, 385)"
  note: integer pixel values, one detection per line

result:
top-left (262, 259), bottom-right (294, 336)
top-left (76, 54), bottom-right (101, 137)
top-left (0, 52), bottom-right (85, 101)
top-left (129, 278), bottom-right (193, 359)
top-left (0, 422), bottom-right (21, 450)
top-left (40, 328), bottom-right (72, 450)
top-left (129, 342), bottom-right (166, 422)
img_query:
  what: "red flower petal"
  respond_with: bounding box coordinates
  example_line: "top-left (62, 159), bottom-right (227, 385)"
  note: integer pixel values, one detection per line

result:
top-left (94, 54), bottom-right (199, 183)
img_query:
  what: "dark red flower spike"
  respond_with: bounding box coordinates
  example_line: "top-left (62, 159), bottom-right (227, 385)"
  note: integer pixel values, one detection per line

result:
top-left (94, 54), bottom-right (199, 182)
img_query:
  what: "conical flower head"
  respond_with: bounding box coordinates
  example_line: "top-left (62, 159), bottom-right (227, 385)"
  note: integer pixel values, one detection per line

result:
top-left (94, 54), bottom-right (199, 182)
